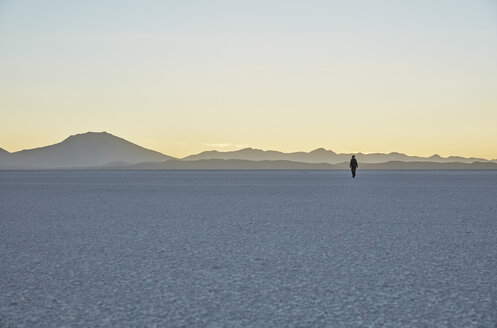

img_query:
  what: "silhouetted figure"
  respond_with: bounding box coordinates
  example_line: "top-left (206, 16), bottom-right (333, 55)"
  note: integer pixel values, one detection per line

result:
top-left (349, 155), bottom-right (358, 178)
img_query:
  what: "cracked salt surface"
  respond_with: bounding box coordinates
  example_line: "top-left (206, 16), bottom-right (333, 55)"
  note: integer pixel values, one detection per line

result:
top-left (1, 170), bottom-right (496, 327)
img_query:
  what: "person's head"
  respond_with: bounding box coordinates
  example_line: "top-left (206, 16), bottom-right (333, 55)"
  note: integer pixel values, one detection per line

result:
top-left (352, 155), bottom-right (355, 158)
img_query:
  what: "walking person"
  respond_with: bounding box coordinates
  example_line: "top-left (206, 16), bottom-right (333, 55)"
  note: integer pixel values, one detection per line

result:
top-left (350, 155), bottom-right (358, 178)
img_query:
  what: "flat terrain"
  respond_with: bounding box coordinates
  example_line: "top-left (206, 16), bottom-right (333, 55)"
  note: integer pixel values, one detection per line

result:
top-left (1, 170), bottom-right (496, 327)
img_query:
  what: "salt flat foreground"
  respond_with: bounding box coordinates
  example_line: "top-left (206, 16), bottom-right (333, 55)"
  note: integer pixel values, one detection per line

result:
top-left (1, 170), bottom-right (496, 327)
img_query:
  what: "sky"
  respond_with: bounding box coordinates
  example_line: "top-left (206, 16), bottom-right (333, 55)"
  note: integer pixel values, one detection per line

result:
top-left (1, 0), bottom-right (496, 159)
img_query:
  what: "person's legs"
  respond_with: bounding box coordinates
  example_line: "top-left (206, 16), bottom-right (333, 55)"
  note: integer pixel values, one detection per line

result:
top-left (351, 167), bottom-right (356, 178)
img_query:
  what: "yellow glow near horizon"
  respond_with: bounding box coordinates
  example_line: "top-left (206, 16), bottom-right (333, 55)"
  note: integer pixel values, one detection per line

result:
top-left (1, 1), bottom-right (496, 160)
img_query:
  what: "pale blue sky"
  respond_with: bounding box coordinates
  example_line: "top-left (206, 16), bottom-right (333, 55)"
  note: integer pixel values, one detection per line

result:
top-left (1, 0), bottom-right (496, 158)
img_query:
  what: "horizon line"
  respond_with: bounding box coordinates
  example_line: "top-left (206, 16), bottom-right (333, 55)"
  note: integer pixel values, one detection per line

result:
top-left (1, 131), bottom-right (496, 161)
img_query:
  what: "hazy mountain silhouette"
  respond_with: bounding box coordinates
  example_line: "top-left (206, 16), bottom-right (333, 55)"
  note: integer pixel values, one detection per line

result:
top-left (1, 132), bottom-right (174, 169)
top-left (1, 132), bottom-right (496, 170)
top-left (183, 148), bottom-right (490, 164)
top-left (182, 148), bottom-right (341, 163)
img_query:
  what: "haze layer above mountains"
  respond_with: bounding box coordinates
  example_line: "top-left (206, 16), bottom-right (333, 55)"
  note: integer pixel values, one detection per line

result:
top-left (1, 132), bottom-right (496, 170)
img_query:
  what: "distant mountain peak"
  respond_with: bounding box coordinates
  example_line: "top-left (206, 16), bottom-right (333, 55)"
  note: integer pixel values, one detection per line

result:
top-left (3, 131), bottom-right (174, 168)
top-left (310, 148), bottom-right (336, 155)
top-left (237, 147), bottom-right (265, 153)
top-left (64, 131), bottom-right (114, 140)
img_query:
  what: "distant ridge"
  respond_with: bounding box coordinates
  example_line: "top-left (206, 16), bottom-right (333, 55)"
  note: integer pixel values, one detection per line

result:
top-left (183, 148), bottom-right (351, 164)
top-left (0, 132), bottom-right (174, 169)
top-left (1, 132), bottom-right (496, 170)
top-left (183, 147), bottom-right (490, 164)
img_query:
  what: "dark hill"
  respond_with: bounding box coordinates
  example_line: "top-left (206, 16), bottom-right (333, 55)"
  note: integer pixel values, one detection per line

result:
top-left (6, 132), bottom-right (174, 168)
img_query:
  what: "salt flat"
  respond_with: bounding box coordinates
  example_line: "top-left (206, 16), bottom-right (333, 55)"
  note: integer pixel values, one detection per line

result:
top-left (1, 170), bottom-right (496, 327)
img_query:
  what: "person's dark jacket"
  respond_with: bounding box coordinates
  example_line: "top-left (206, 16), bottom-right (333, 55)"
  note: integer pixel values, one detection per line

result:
top-left (350, 158), bottom-right (358, 168)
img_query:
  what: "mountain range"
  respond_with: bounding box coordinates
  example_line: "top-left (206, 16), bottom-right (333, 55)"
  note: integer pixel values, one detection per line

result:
top-left (183, 148), bottom-right (491, 164)
top-left (1, 132), bottom-right (496, 170)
